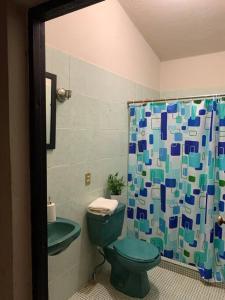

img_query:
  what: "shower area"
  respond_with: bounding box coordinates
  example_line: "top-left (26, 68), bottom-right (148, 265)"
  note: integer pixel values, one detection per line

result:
top-left (127, 96), bottom-right (225, 282)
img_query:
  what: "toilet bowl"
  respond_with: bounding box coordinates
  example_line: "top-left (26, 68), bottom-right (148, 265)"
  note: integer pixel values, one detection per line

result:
top-left (86, 203), bottom-right (161, 298)
top-left (104, 237), bottom-right (160, 298)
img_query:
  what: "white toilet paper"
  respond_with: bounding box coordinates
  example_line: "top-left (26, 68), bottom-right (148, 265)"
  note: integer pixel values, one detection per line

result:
top-left (47, 202), bottom-right (56, 222)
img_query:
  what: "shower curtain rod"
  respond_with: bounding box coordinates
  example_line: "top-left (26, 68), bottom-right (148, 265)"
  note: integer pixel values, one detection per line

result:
top-left (127, 93), bottom-right (225, 106)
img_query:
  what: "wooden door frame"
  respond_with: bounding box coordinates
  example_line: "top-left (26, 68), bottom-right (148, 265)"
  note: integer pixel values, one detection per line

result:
top-left (28, 1), bottom-right (104, 299)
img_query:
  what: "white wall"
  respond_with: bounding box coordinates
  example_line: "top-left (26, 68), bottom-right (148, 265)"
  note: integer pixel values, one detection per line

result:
top-left (46, 47), bottom-right (158, 300)
top-left (46, 1), bottom-right (160, 299)
top-left (45, 0), bottom-right (160, 91)
top-left (0, 2), bottom-right (33, 300)
top-left (7, 4), bottom-right (32, 300)
top-left (160, 51), bottom-right (225, 98)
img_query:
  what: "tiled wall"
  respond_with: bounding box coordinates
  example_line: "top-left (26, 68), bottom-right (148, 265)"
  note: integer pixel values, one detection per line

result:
top-left (46, 46), bottom-right (159, 300)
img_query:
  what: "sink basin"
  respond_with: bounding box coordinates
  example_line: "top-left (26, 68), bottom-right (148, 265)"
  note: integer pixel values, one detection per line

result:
top-left (48, 217), bottom-right (81, 256)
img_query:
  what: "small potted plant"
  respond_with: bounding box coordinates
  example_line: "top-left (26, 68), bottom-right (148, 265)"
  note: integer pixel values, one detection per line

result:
top-left (107, 172), bottom-right (125, 201)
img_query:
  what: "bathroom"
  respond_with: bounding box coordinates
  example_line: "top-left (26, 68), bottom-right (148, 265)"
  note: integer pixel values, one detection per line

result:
top-left (45, 1), bottom-right (225, 299)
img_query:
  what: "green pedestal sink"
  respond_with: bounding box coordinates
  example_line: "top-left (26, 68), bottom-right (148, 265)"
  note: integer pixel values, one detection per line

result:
top-left (48, 217), bottom-right (81, 256)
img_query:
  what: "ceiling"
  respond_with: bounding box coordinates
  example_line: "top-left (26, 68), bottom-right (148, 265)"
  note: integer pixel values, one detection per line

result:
top-left (119, 0), bottom-right (225, 61)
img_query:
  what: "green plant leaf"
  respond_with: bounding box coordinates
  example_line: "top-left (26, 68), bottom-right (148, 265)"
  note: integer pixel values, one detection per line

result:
top-left (107, 172), bottom-right (125, 195)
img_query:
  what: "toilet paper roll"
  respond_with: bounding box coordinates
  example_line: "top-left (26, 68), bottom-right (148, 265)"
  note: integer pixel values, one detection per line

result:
top-left (47, 202), bottom-right (56, 223)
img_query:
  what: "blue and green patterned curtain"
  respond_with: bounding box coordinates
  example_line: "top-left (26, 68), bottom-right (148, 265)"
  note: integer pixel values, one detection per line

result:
top-left (127, 98), bottom-right (225, 281)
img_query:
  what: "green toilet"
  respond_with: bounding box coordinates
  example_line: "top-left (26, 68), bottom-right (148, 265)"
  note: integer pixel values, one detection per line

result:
top-left (87, 203), bottom-right (161, 298)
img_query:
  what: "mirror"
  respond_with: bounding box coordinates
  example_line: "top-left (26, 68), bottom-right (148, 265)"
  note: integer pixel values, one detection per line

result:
top-left (46, 72), bottom-right (57, 149)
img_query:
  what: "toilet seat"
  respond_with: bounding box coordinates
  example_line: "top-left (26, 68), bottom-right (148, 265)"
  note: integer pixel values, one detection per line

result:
top-left (113, 237), bottom-right (159, 263)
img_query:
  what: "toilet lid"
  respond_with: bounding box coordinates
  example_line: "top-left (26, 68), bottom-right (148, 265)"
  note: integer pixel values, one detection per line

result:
top-left (114, 237), bottom-right (159, 263)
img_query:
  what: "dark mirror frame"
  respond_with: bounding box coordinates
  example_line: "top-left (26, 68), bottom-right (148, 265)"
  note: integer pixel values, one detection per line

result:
top-left (46, 72), bottom-right (57, 150)
top-left (28, 1), bottom-right (105, 300)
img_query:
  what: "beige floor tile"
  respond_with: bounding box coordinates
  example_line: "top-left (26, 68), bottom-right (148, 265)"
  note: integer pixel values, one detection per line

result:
top-left (69, 266), bottom-right (225, 300)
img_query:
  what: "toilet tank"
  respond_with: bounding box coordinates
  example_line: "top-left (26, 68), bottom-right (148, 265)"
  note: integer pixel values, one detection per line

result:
top-left (86, 202), bottom-right (126, 247)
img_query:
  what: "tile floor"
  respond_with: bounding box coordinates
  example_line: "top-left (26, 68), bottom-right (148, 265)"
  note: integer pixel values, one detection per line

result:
top-left (69, 265), bottom-right (225, 300)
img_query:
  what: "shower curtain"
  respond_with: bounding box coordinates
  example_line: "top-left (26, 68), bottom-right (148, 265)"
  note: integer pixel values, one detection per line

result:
top-left (127, 98), bottom-right (225, 281)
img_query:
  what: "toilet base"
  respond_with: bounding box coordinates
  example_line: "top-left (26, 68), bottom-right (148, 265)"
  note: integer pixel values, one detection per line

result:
top-left (110, 263), bottom-right (150, 298)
